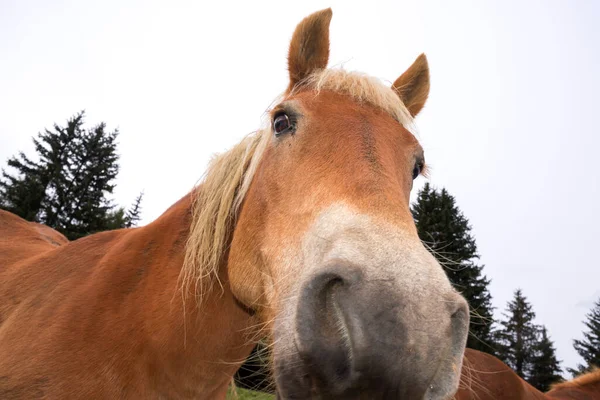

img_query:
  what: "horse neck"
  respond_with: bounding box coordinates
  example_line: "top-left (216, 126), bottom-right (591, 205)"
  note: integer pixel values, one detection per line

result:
top-left (127, 193), bottom-right (257, 397)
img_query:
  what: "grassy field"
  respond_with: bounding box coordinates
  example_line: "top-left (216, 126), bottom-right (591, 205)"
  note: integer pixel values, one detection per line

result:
top-left (226, 387), bottom-right (274, 400)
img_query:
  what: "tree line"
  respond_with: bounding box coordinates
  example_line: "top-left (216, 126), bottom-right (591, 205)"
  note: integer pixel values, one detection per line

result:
top-left (1, 113), bottom-right (599, 393)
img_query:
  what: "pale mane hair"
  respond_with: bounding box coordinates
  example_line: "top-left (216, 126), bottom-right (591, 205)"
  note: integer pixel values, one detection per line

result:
top-left (295, 68), bottom-right (415, 128)
top-left (180, 68), bottom-right (415, 302)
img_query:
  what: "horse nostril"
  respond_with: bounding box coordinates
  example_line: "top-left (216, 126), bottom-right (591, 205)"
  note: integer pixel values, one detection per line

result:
top-left (294, 267), bottom-right (361, 394)
top-left (277, 265), bottom-right (471, 400)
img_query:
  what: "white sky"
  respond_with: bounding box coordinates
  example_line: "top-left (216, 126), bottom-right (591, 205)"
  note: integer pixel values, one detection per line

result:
top-left (1, 0), bottom-right (599, 375)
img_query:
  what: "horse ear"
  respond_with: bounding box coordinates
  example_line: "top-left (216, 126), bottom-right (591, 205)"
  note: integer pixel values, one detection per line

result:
top-left (287, 8), bottom-right (332, 92)
top-left (392, 54), bottom-right (430, 117)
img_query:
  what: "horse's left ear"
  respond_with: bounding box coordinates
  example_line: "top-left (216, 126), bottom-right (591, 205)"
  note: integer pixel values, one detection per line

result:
top-left (287, 8), bottom-right (332, 92)
top-left (392, 53), bottom-right (430, 117)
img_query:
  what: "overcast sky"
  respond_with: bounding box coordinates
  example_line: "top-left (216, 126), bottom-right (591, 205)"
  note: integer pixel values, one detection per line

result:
top-left (1, 0), bottom-right (599, 375)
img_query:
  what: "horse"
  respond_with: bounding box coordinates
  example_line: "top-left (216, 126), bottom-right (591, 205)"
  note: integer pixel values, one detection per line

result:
top-left (0, 8), bottom-right (470, 399)
top-left (454, 349), bottom-right (600, 400)
top-left (547, 370), bottom-right (600, 399)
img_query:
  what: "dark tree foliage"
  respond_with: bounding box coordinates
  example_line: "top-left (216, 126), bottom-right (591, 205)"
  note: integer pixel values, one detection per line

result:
top-left (568, 298), bottom-right (600, 376)
top-left (0, 114), bottom-right (81, 221)
top-left (125, 192), bottom-right (144, 228)
top-left (529, 326), bottom-right (563, 391)
top-left (0, 111), bottom-right (140, 239)
top-left (411, 183), bottom-right (497, 354)
top-left (0, 172), bottom-right (45, 221)
top-left (496, 290), bottom-right (564, 390)
top-left (495, 289), bottom-right (539, 379)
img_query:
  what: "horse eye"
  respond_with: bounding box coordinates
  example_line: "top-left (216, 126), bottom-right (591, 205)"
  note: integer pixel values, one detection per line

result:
top-left (273, 113), bottom-right (293, 136)
top-left (412, 162), bottom-right (422, 180)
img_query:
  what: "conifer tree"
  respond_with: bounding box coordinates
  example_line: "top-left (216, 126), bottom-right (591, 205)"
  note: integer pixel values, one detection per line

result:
top-left (0, 173), bottom-right (45, 221)
top-left (568, 298), bottom-right (600, 375)
top-left (411, 183), bottom-right (496, 354)
top-left (495, 289), bottom-right (539, 379)
top-left (529, 326), bottom-right (563, 391)
top-left (0, 111), bottom-right (140, 239)
top-left (125, 192), bottom-right (144, 228)
top-left (0, 113), bottom-right (82, 221)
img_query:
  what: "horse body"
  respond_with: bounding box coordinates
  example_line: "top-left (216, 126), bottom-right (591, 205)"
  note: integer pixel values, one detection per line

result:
top-left (455, 349), bottom-right (600, 400)
top-left (1, 8), bottom-right (471, 399)
top-left (455, 349), bottom-right (546, 400)
top-left (546, 370), bottom-right (600, 400)
top-left (0, 197), bottom-right (255, 399)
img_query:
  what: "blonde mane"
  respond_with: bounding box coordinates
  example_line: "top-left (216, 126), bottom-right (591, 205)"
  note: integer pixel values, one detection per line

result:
top-left (180, 68), bottom-right (415, 302)
top-left (551, 367), bottom-right (600, 390)
top-left (180, 130), bottom-right (269, 301)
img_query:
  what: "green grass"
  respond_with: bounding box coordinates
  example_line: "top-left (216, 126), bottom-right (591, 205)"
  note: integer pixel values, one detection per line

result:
top-left (226, 386), bottom-right (275, 400)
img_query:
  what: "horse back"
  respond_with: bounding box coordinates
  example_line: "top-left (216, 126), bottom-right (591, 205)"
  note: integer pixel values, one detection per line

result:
top-left (547, 369), bottom-right (600, 400)
top-left (454, 348), bottom-right (548, 399)
top-left (547, 388), bottom-right (598, 400)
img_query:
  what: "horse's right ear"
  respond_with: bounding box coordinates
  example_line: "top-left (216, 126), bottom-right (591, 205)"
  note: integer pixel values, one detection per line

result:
top-left (287, 8), bottom-right (332, 92)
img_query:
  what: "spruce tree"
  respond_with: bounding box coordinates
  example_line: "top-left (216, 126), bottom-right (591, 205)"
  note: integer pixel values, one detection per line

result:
top-left (0, 172), bottom-right (46, 221)
top-left (529, 326), bottom-right (563, 391)
top-left (0, 111), bottom-right (140, 239)
top-left (0, 114), bottom-right (81, 220)
top-left (411, 183), bottom-right (496, 354)
top-left (495, 289), bottom-right (539, 379)
top-left (125, 192), bottom-right (144, 228)
top-left (568, 298), bottom-right (600, 375)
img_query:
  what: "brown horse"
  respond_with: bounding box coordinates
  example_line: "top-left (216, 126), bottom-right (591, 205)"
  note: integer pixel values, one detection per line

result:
top-left (547, 371), bottom-right (600, 399)
top-left (0, 9), bottom-right (470, 399)
top-left (455, 349), bottom-right (600, 400)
